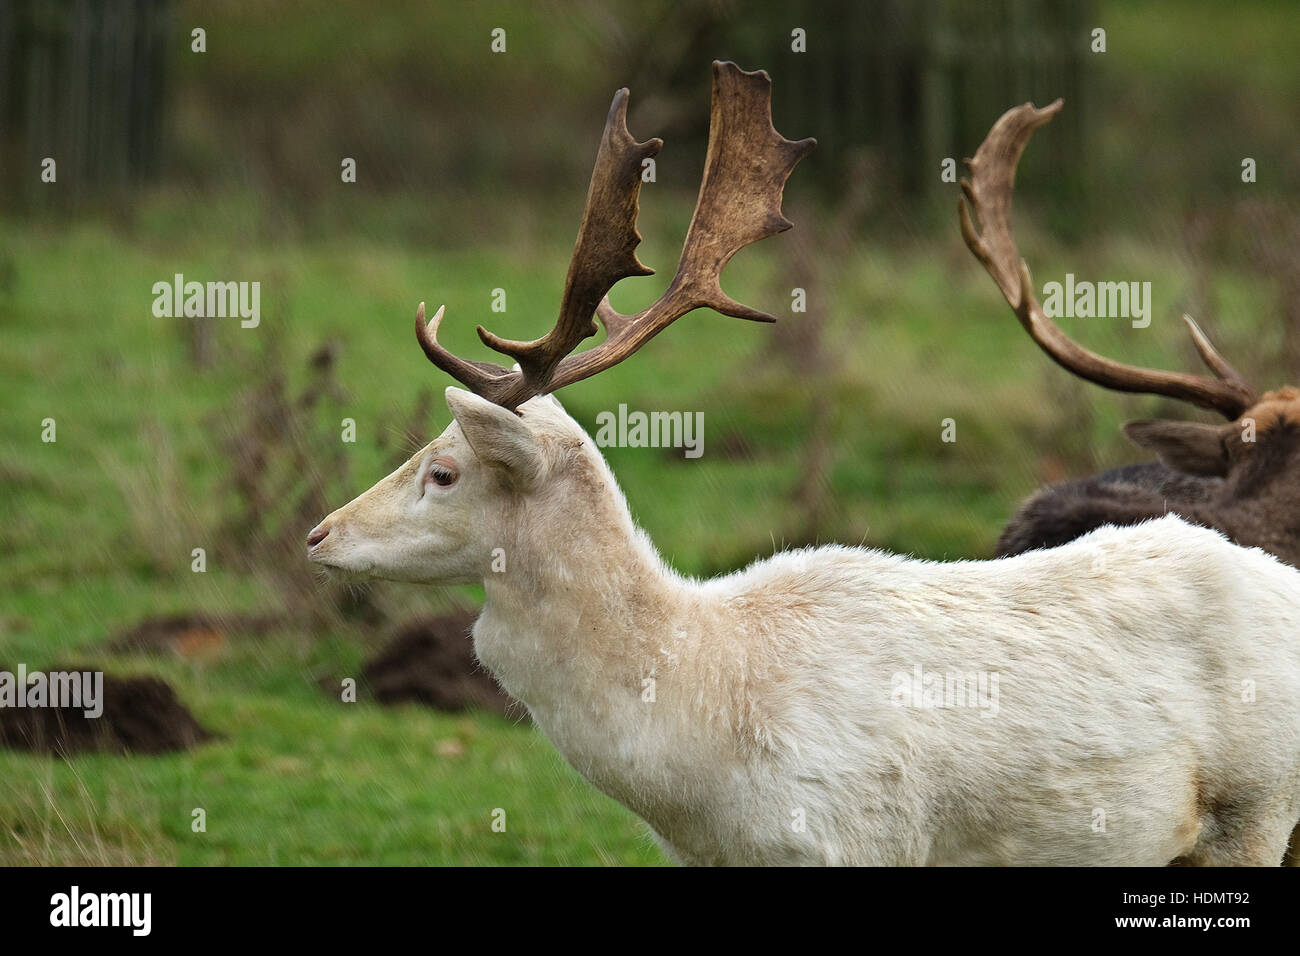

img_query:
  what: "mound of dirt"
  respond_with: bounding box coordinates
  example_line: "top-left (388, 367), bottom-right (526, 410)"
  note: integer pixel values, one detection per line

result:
top-left (109, 612), bottom-right (283, 658)
top-left (358, 610), bottom-right (516, 715)
top-left (0, 666), bottom-right (213, 755)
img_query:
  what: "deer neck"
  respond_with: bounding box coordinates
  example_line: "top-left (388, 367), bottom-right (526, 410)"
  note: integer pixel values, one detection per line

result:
top-left (467, 456), bottom-right (767, 848)
top-left (472, 475), bottom-right (682, 733)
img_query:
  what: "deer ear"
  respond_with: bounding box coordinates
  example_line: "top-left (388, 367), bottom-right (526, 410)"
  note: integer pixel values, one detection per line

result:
top-left (445, 387), bottom-right (542, 481)
top-left (1122, 420), bottom-right (1231, 477)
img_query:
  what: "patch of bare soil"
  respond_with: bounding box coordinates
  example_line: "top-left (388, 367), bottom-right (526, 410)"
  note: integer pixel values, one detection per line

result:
top-left (0, 666), bottom-right (213, 755)
top-left (356, 610), bottom-right (516, 715)
top-left (108, 612), bottom-right (283, 658)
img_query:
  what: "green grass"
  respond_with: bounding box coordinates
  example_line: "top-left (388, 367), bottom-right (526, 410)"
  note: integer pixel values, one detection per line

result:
top-left (1, 638), bottom-right (665, 865)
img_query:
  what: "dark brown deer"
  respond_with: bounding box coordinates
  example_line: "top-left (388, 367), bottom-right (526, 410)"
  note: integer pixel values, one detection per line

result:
top-left (960, 100), bottom-right (1300, 566)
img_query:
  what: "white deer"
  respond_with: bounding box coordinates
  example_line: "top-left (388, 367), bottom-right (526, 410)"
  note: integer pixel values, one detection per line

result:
top-left (308, 65), bottom-right (1300, 866)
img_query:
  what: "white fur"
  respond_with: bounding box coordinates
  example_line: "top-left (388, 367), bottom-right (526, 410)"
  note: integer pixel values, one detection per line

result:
top-left (310, 390), bottom-right (1300, 865)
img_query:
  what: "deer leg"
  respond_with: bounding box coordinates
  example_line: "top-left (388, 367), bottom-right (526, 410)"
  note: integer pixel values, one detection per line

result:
top-left (1178, 805), bottom-right (1295, 866)
top-left (1284, 822), bottom-right (1300, 866)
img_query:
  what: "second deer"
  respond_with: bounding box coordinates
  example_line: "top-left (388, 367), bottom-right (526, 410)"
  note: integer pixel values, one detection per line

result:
top-left (961, 100), bottom-right (1300, 564)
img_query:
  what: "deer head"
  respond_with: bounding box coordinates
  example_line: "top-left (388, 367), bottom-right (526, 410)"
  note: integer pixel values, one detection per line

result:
top-left (307, 62), bottom-right (813, 582)
top-left (959, 101), bottom-right (1300, 497)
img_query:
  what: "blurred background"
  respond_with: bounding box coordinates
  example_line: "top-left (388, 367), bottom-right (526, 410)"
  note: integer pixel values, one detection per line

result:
top-left (1, 0), bottom-right (1298, 864)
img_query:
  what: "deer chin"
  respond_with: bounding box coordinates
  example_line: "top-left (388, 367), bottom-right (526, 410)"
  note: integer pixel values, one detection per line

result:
top-left (309, 531), bottom-right (480, 586)
top-left (307, 523), bottom-right (402, 580)
top-left (307, 542), bottom-right (377, 580)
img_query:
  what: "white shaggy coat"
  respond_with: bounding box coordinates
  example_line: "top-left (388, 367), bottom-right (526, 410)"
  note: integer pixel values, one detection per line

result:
top-left (311, 390), bottom-right (1300, 866)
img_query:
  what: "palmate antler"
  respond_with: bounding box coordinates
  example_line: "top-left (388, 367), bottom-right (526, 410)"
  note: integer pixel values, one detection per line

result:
top-left (415, 61), bottom-right (816, 411)
top-left (959, 100), bottom-right (1258, 419)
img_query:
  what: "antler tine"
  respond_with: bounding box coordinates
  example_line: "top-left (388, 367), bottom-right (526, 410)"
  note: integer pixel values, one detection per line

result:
top-left (958, 100), bottom-right (1062, 307)
top-left (474, 88), bottom-right (664, 398)
top-left (1182, 314), bottom-right (1253, 390)
top-left (543, 60), bottom-right (816, 394)
top-left (414, 302), bottom-right (516, 400)
top-left (959, 100), bottom-right (1257, 419)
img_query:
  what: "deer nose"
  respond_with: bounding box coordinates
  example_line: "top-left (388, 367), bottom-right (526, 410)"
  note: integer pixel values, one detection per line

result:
top-left (306, 525), bottom-right (330, 548)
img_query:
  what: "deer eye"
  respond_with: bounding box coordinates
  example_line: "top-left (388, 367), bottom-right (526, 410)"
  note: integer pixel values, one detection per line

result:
top-left (423, 457), bottom-right (459, 491)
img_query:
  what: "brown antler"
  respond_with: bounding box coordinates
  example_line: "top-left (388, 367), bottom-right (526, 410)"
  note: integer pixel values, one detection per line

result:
top-left (959, 100), bottom-right (1257, 419)
top-left (417, 60), bottom-right (815, 411)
